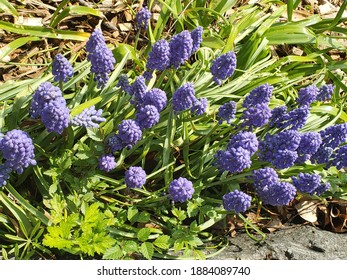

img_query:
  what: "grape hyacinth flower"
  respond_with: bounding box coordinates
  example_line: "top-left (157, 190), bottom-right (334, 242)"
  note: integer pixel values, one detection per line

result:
top-left (297, 132), bottom-right (322, 157)
top-left (316, 84), bottom-right (335, 101)
top-left (218, 101), bottom-right (236, 124)
top-left (214, 147), bottom-right (251, 174)
top-left (135, 7), bottom-right (151, 29)
top-left (30, 82), bottom-right (64, 118)
top-left (315, 182), bottom-right (330, 196)
top-left (271, 130), bottom-right (301, 151)
top-left (143, 88), bottom-right (167, 112)
top-left (98, 154), bottom-right (117, 172)
top-left (269, 106), bottom-right (287, 128)
top-left (41, 100), bottom-right (70, 134)
top-left (311, 146), bottom-right (333, 164)
top-left (146, 39), bottom-right (171, 72)
top-left (0, 129), bottom-right (36, 174)
top-left (319, 123), bottom-right (347, 149)
top-left (331, 145), bottom-right (347, 169)
top-left (259, 182), bottom-right (296, 206)
top-left (191, 98), bottom-right (208, 116)
top-left (292, 173), bottom-right (321, 195)
top-left (135, 105), bottom-right (160, 129)
top-left (169, 30), bottom-right (193, 69)
top-left (52, 54), bottom-right (73, 82)
top-left (242, 83), bottom-right (273, 108)
top-left (272, 149), bottom-right (298, 169)
top-left (241, 103), bottom-right (272, 129)
top-left (282, 106), bottom-right (310, 131)
top-left (227, 131), bottom-right (258, 156)
top-left (117, 74), bottom-right (131, 93)
top-left (117, 120), bottom-right (142, 149)
top-left (86, 28), bottom-right (115, 88)
top-left (129, 76), bottom-right (147, 104)
top-left (296, 85), bottom-right (319, 107)
top-left (222, 190), bottom-right (251, 213)
top-left (125, 166), bottom-right (146, 189)
top-left (190, 26), bottom-right (203, 53)
top-left (107, 134), bottom-right (124, 152)
top-left (168, 177), bottom-right (194, 203)
top-left (252, 167), bottom-right (279, 189)
top-left (0, 164), bottom-right (11, 186)
top-left (71, 106), bottom-right (106, 128)
top-left (210, 51), bottom-right (237, 85)
top-left (172, 82), bottom-right (197, 113)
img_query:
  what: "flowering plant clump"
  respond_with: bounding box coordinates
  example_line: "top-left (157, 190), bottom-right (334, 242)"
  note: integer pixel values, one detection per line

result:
top-left (2, 2), bottom-right (347, 261)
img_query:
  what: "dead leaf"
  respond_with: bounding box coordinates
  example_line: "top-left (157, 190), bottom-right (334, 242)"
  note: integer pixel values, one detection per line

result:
top-left (295, 199), bottom-right (319, 223)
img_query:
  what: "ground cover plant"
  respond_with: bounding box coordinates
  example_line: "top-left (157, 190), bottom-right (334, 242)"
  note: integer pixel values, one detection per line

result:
top-left (0, 0), bottom-right (347, 260)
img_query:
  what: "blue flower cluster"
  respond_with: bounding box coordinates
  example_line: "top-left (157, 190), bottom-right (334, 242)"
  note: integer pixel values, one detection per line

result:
top-left (172, 82), bottom-right (197, 113)
top-left (296, 85), bottom-right (319, 107)
top-left (30, 82), bottom-right (70, 134)
top-left (0, 129), bottom-right (36, 175)
top-left (316, 84), bottom-right (335, 101)
top-left (218, 101), bottom-right (236, 124)
top-left (86, 28), bottom-right (115, 88)
top-left (125, 166), bottom-right (146, 189)
top-left (135, 7), bottom-right (151, 29)
top-left (291, 172), bottom-right (329, 196)
top-left (215, 131), bottom-right (259, 174)
top-left (52, 54), bottom-right (73, 82)
top-left (241, 84), bottom-right (273, 130)
top-left (70, 106), bottom-right (106, 128)
top-left (125, 166), bottom-right (146, 188)
top-left (145, 27), bottom-right (203, 74)
top-left (222, 190), bottom-right (251, 213)
top-left (168, 177), bottom-right (194, 203)
top-left (210, 51), bottom-right (237, 85)
top-left (98, 154), bottom-right (117, 172)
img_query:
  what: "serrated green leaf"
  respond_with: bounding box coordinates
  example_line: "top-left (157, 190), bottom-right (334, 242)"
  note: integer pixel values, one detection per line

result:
top-left (137, 228), bottom-right (151, 242)
top-left (137, 211), bottom-right (150, 223)
top-left (127, 207), bottom-right (138, 224)
top-left (86, 127), bottom-right (104, 142)
top-left (194, 249), bottom-right (206, 260)
top-left (153, 235), bottom-right (170, 250)
top-left (103, 245), bottom-right (123, 260)
top-left (140, 242), bottom-right (154, 260)
top-left (123, 240), bottom-right (138, 254)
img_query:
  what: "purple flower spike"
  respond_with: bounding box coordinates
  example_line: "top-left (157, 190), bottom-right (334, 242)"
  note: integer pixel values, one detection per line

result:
top-left (86, 28), bottom-right (115, 88)
top-left (210, 51), bottom-right (237, 85)
top-left (191, 26), bottom-right (203, 53)
top-left (292, 172), bottom-right (321, 195)
top-left (71, 106), bottom-right (106, 128)
top-left (227, 131), bottom-right (258, 156)
top-left (214, 147), bottom-right (251, 174)
top-left (135, 105), bottom-right (160, 129)
top-left (252, 167), bottom-right (279, 189)
top-left (168, 177), bottom-right (194, 203)
top-left (143, 88), bottom-right (167, 112)
top-left (125, 166), bottom-right (146, 189)
top-left (191, 98), bottom-right (208, 116)
top-left (135, 7), bottom-right (151, 29)
top-left (146, 39), bottom-right (171, 71)
top-left (30, 82), bottom-right (64, 119)
top-left (259, 182), bottom-right (296, 206)
top-left (52, 54), bottom-right (73, 82)
top-left (242, 83), bottom-right (273, 108)
top-left (241, 103), bottom-right (272, 129)
top-left (107, 134), bottom-right (125, 152)
top-left (41, 100), bottom-right (70, 134)
top-left (296, 85), bottom-right (319, 107)
top-left (218, 101), bottom-right (236, 124)
top-left (0, 164), bottom-right (11, 186)
top-left (316, 84), bottom-right (335, 101)
top-left (0, 129), bottom-right (36, 174)
top-left (172, 82), bottom-right (197, 113)
top-left (98, 154), bottom-right (117, 172)
top-left (118, 119), bottom-right (142, 149)
top-left (169, 30), bottom-right (193, 69)
top-left (223, 190), bottom-right (251, 213)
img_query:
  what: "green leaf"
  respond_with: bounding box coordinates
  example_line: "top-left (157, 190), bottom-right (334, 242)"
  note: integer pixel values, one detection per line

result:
top-left (201, 36), bottom-right (225, 49)
top-left (153, 235), bottom-right (170, 250)
top-left (127, 207), bottom-right (138, 224)
top-left (136, 211), bottom-right (150, 223)
top-left (137, 228), bottom-right (151, 242)
top-left (123, 240), bottom-right (138, 254)
top-left (193, 249), bottom-right (206, 260)
top-left (140, 242), bottom-right (154, 260)
top-left (103, 245), bottom-right (123, 260)
top-left (50, 6), bottom-right (103, 28)
top-left (0, 0), bottom-right (18, 16)
top-left (86, 127), bottom-right (104, 142)
top-left (0, 37), bottom-right (41, 61)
